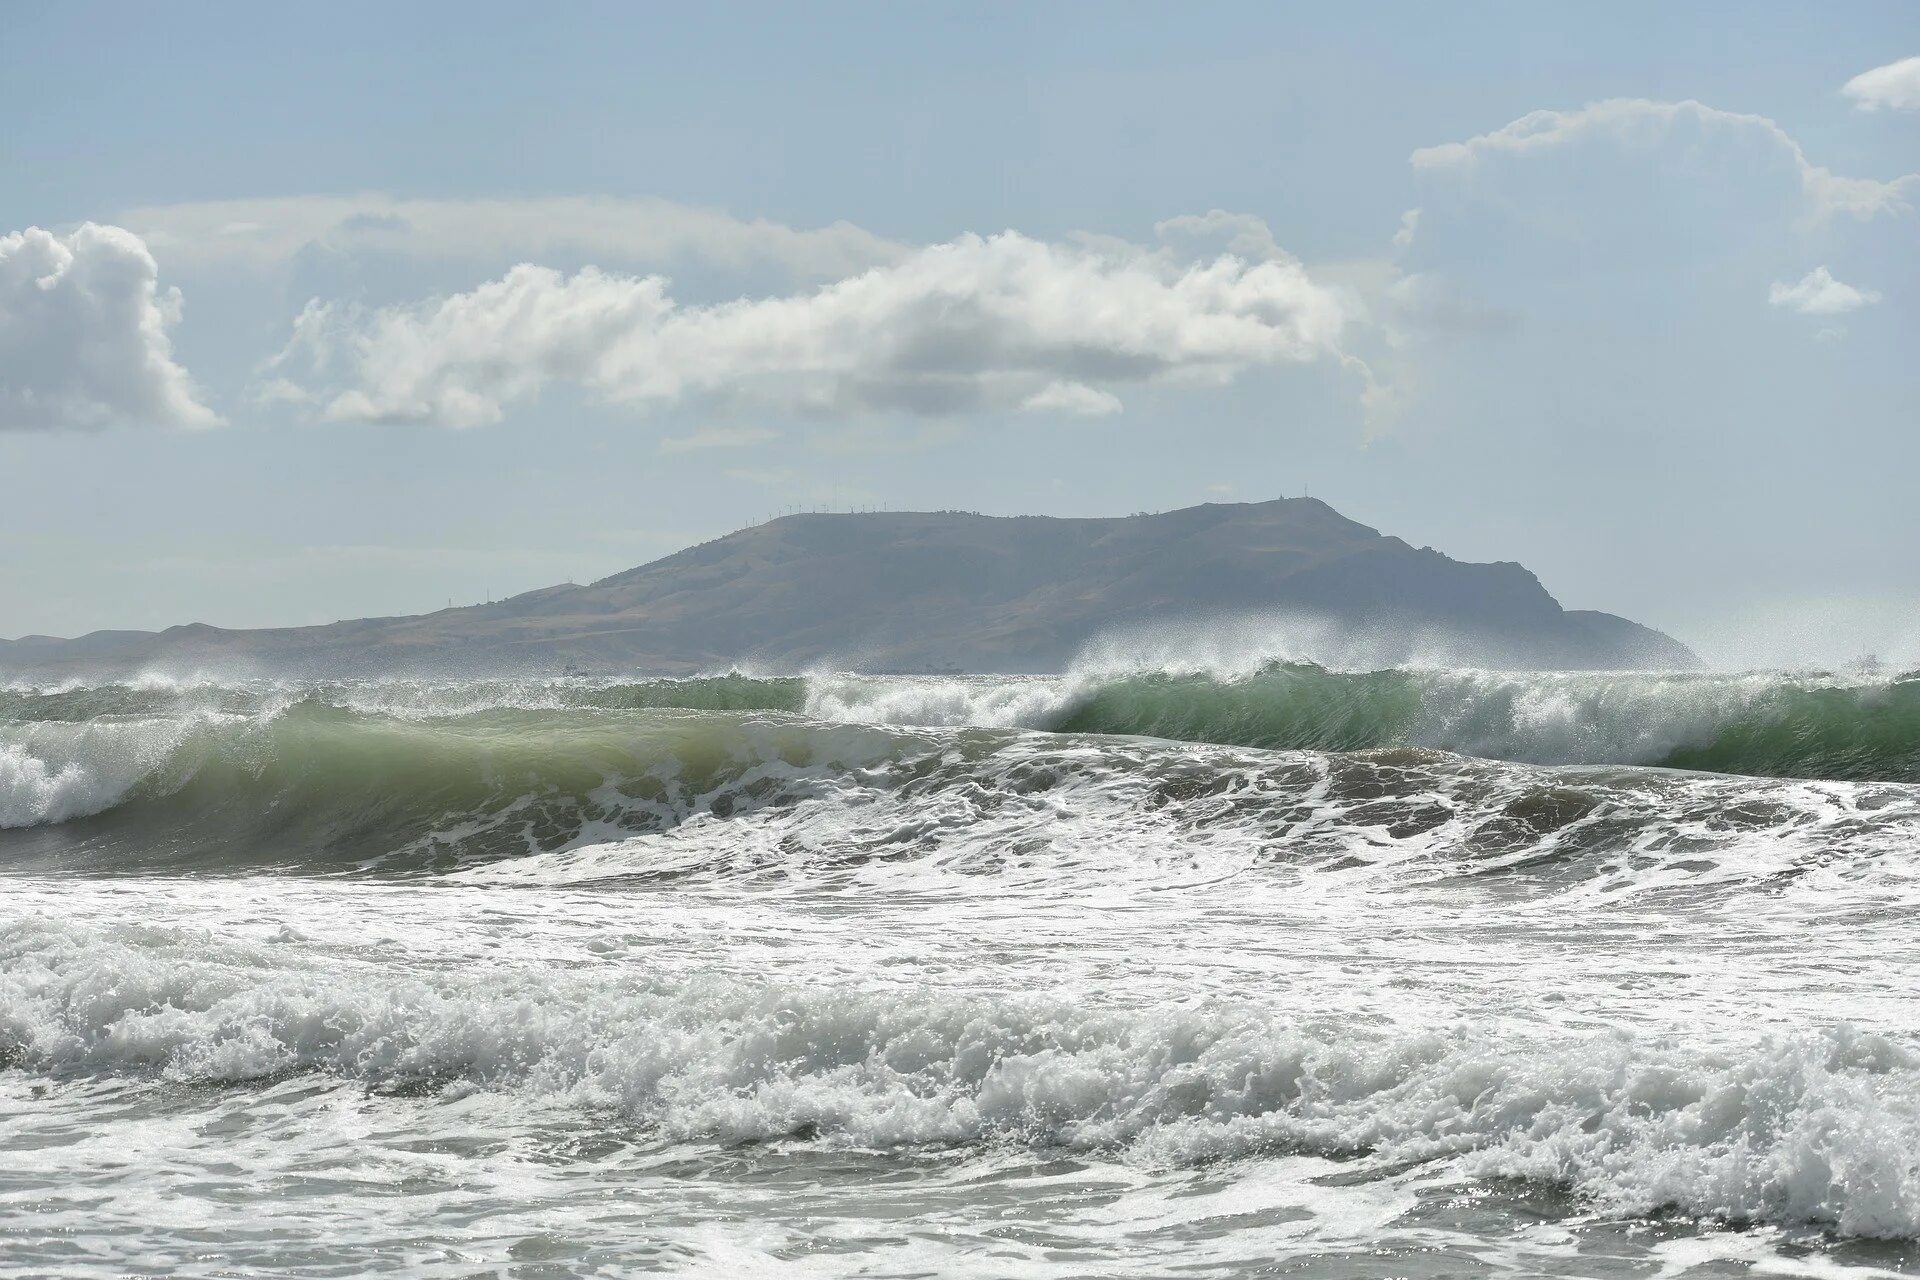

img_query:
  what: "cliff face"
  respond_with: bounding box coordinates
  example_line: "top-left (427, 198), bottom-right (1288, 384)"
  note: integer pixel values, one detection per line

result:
top-left (1, 498), bottom-right (1697, 676)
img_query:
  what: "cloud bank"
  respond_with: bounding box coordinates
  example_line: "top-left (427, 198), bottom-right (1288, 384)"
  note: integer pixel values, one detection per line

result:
top-left (0, 224), bottom-right (219, 431)
top-left (119, 195), bottom-right (906, 279)
top-left (1843, 56), bottom-right (1920, 113)
top-left (269, 230), bottom-right (1354, 428)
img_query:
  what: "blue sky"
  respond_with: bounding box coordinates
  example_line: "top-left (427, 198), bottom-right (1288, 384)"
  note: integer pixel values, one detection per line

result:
top-left (3, 3), bottom-right (1916, 663)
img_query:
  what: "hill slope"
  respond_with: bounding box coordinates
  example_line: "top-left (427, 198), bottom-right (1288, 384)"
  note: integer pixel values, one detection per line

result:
top-left (0, 499), bottom-right (1697, 676)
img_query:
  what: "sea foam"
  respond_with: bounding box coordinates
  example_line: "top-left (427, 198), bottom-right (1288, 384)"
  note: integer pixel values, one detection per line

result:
top-left (5, 915), bottom-right (1919, 1238)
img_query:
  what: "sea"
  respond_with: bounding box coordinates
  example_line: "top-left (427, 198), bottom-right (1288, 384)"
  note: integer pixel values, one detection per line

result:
top-left (5, 659), bottom-right (1920, 1277)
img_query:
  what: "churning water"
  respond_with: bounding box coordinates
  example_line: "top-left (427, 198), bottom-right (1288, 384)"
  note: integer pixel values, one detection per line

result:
top-left (5, 662), bottom-right (1920, 1276)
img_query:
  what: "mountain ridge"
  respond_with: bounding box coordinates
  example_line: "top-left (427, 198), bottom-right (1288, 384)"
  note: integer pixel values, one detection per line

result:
top-left (0, 498), bottom-right (1698, 676)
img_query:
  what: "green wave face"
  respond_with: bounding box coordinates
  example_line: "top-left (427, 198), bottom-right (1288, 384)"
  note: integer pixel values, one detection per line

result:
top-left (0, 700), bottom-right (904, 875)
top-left (0, 674), bottom-right (806, 724)
top-left (1653, 682), bottom-right (1920, 780)
top-left (1035, 666), bottom-right (1920, 782)
top-left (1050, 666), bottom-right (1428, 753)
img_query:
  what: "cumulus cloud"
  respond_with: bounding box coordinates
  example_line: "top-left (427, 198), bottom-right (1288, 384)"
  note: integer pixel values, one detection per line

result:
top-left (1768, 266), bottom-right (1881, 316)
top-left (1392, 208), bottom-right (1421, 249)
top-left (118, 194), bottom-right (905, 279)
top-left (268, 229), bottom-right (1354, 428)
top-left (1843, 56), bottom-right (1920, 112)
top-left (1020, 381), bottom-right (1123, 416)
top-left (1412, 98), bottom-right (1918, 219)
top-left (0, 224), bottom-right (219, 431)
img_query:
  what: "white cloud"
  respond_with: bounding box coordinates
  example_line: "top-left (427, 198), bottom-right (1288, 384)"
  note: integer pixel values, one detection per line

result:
top-left (1411, 98), bottom-right (1918, 219)
top-left (1768, 266), bottom-right (1881, 316)
top-left (1843, 56), bottom-right (1920, 112)
top-left (252, 376), bottom-right (313, 408)
top-left (0, 224), bottom-right (219, 431)
top-left (1392, 208), bottom-right (1421, 248)
top-left (658, 425), bottom-right (783, 453)
top-left (118, 194), bottom-right (905, 279)
top-left (271, 229), bottom-right (1355, 429)
top-left (1021, 381), bottom-right (1123, 416)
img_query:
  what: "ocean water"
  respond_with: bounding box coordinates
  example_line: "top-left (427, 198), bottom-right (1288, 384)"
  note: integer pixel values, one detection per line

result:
top-left (5, 663), bottom-right (1920, 1277)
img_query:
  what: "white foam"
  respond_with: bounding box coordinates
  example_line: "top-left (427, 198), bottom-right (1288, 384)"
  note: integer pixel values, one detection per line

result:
top-left (804, 672), bottom-right (1074, 730)
top-left (0, 718), bottom-right (212, 828)
top-left (5, 914), bottom-right (1920, 1239)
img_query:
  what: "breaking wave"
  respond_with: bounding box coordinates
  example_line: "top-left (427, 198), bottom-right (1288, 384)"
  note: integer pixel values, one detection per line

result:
top-left (2, 691), bottom-right (1916, 888)
top-left (807, 664), bottom-right (1920, 782)
top-left (8, 665), bottom-right (1918, 783)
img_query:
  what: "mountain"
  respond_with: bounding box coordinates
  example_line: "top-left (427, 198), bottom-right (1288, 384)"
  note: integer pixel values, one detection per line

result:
top-left (0, 499), bottom-right (1697, 676)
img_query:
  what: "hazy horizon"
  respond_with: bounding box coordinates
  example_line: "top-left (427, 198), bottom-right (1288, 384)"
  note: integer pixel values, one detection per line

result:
top-left (6, 491), bottom-right (1911, 670)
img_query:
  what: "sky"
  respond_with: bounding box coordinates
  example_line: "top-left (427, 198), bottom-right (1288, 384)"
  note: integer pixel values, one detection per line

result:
top-left (2, 2), bottom-right (1916, 664)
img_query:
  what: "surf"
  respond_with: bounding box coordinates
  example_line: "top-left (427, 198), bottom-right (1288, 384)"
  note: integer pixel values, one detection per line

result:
top-left (808, 663), bottom-right (1920, 782)
top-left (3, 689), bottom-right (1917, 894)
top-left (8, 910), bottom-right (1920, 1241)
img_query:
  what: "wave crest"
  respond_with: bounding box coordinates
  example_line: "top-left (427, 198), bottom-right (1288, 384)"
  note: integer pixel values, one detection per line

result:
top-left (808, 665), bottom-right (1920, 782)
